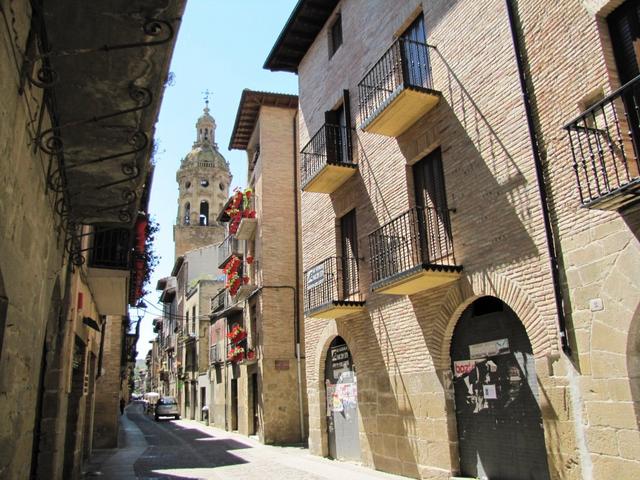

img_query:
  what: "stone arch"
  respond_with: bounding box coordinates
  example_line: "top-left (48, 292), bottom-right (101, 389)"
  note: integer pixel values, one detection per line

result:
top-left (433, 272), bottom-right (556, 370)
top-left (309, 321), bottom-right (361, 457)
top-left (199, 200), bottom-right (209, 226)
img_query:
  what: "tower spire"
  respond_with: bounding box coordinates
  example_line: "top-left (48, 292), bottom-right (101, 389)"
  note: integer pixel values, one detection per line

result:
top-left (195, 90), bottom-right (216, 146)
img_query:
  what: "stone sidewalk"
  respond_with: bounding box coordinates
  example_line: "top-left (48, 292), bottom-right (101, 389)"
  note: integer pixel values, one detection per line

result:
top-left (84, 405), bottom-right (411, 480)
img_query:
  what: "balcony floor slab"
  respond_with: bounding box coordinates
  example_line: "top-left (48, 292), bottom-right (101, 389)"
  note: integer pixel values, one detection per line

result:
top-left (373, 264), bottom-right (461, 295)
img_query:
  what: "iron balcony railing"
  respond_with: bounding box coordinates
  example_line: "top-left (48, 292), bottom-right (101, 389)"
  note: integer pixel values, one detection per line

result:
top-left (358, 38), bottom-right (435, 126)
top-left (303, 256), bottom-right (362, 314)
top-left (368, 206), bottom-right (457, 287)
top-left (210, 290), bottom-right (225, 313)
top-left (90, 227), bottom-right (130, 269)
top-left (218, 234), bottom-right (241, 268)
top-left (209, 344), bottom-right (223, 365)
top-left (300, 123), bottom-right (354, 187)
top-left (564, 74), bottom-right (640, 209)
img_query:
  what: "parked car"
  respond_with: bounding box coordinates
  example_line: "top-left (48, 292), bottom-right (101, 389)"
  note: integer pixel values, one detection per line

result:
top-left (155, 396), bottom-right (180, 421)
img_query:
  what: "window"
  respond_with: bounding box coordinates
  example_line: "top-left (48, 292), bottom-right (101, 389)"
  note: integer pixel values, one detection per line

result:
top-left (201, 179), bottom-right (209, 187)
top-left (184, 202), bottom-right (191, 225)
top-left (199, 201), bottom-right (209, 226)
top-left (329, 13), bottom-right (342, 57)
top-left (339, 210), bottom-right (358, 298)
top-left (185, 181), bottom-right (191, 189)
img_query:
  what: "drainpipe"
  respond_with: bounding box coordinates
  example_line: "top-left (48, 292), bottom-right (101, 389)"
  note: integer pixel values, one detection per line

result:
top-left (505, 0), bottom-right (571, 356)
top-left (292, 112), bottom-right (306, 443)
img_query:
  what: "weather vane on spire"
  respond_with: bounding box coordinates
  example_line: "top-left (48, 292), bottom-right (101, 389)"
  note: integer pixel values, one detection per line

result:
top-left (202, 89), bottom-right (211, 110)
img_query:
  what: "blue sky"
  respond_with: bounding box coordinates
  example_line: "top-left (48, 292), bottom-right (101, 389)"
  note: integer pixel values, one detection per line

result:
top-left (136, 0), bottom-right (298, 356)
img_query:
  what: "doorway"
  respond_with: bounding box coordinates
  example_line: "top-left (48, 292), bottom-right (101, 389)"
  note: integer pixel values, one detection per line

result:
top-left (230, 378), bottom-right (238, 431)
top-left (450, 297), bottom-right (550, 479)
top-left (324, 336), bottom-right (360, 461)
top-left (251, 373), bottom-right (259, 435)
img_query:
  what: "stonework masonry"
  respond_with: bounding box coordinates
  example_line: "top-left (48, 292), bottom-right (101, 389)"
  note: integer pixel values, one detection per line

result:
top-left (0, 2), bottom-right (184, 478)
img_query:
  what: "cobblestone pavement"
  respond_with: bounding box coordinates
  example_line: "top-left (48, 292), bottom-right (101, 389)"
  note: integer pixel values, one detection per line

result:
top-left (84, 403), bottom-right (408, 480)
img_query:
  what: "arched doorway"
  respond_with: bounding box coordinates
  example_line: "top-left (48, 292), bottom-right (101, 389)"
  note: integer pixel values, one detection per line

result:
top-left (450, 296), bottom-right (550, 479)
top-left (324, 336), bottom-right (360, 461)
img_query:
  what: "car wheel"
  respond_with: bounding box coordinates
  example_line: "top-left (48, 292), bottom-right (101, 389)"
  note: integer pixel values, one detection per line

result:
top-left (175, 415), bottom-right (180, 420)
top-left (154, 415), bottom-right (160, 422)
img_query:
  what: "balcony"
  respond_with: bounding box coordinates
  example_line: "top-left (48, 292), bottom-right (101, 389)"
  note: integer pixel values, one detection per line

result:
top-left (210, 288), bottom-right (243, 320)
top-left (564, 74), bottom-right (640, 210)
top-left (218, 235), bottom-right (242, 269)
top-left (300, 124), bottom-right (357, 193)
top-left (86, 227), bottom-right (131, 315)
top-left (304, 256), bottom-right (365, 319)
top-left (235, 194), bottom-right (257, 240)
top-left (358, 38), bottom-right (439, 137)
top-left (368, 207), bottom-right (461, 295)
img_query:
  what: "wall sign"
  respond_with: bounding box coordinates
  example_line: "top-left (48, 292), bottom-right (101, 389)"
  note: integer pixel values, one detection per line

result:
top-left (306, 264), bottom-right (325, 289)
top-left (469, 338), bottom-right (509, 359)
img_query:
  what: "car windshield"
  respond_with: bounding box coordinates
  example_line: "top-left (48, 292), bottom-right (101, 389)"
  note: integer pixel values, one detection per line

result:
top-left (159, 397), bottom-right (177, 405)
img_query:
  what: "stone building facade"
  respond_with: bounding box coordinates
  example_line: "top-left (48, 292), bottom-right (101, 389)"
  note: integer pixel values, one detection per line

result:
top-left (209, 89), bottom-right (306, 444)
top-left (0, 1), bottom-right (184, 478)
top-left (265, 0), bottom-right (640, 479)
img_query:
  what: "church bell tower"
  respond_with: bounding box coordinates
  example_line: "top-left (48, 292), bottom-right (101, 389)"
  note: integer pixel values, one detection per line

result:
top-left (173, 98), bottom-right (231, 259)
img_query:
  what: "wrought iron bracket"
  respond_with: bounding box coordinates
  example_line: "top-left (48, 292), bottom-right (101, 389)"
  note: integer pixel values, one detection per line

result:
top-left (22, 18), bottom-right (174, 89)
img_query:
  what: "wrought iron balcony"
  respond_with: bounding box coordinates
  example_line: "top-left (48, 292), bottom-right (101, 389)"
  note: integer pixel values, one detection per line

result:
top-left (304, 256), bottom-right (365, 319)
top-left (368, 207), bottom-right (461, 295)
top-left (218, 235), bottom-right (242, 269)
top-left (300, 124), bottom-right (357, 193)
top-left (86, 227), bottom-right (132, 315)
top-left (90, 227), bottom-right (131, 269)
top-left (210, 290), bottom-right (226, 314)
top-left (564, 74), bottom-right (640, 210)
top-left (358, 38), bottom-right (439, 137)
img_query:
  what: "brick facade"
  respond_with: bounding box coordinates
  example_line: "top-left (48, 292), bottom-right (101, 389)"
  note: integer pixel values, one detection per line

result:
top-left (268, 0), bottom-right (640, 478)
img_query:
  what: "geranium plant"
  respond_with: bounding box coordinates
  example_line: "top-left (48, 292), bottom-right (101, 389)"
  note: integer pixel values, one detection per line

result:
top-left (223, 255), bottom-right (249, 296)
top-left (225, 187), bottom-right (256, 235)
top-left (227, 324), bottom-right (247, 343)
top-left (227, 346), bottom-right (245, 362)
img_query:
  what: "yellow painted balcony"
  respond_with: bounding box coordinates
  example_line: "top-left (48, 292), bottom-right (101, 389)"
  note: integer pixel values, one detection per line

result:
top-left (304, 256), bottom-right (365, 319)
top-left (368, 207), bottom-right (462, 295)
top-left (300, 124), bottom-right (357, 194)
top-left (358, 38), bottom-right (440, 137)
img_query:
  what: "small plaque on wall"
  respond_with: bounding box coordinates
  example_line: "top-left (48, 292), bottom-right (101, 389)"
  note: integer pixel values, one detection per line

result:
top-left (275, 360), bottom-right (289, 371)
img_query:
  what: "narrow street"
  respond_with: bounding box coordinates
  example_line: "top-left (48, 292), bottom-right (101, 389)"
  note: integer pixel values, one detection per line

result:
top-left (84, 403), bottom-right (406, 480)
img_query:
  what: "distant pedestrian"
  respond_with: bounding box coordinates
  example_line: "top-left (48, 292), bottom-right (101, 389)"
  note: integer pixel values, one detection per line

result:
top-left (120, 398), bottom-right (125, 415)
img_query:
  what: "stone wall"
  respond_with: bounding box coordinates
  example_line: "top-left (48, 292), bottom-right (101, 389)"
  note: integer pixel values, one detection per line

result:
top-left (93, 315), bottom-right (125, 448)
top-left (514, 0), bottom-right (640, 477)
top-left (0, 1), bottom-right (69, 477)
